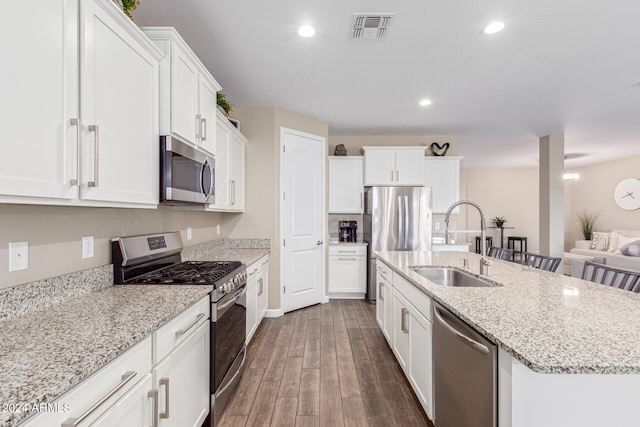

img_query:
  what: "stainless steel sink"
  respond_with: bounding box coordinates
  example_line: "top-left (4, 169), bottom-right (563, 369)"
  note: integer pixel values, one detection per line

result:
top-left (410, 267), bottom-right (501, 287)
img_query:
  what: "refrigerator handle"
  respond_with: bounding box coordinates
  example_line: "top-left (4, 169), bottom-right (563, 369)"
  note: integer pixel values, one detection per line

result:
top-left (397, 196), bottom-right (403, 249)
top-left (404, 195), bottom-right (409, 249)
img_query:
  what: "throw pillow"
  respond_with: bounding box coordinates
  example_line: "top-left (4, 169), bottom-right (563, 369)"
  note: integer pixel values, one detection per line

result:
top-left (620, 240), bottom-right (640, 257)
top-left (591, 232), bottom-right (610, 251)
top-left (608, 232), bottom-right (619, 252)
top-left (617, 236), bottom-right (640, 253)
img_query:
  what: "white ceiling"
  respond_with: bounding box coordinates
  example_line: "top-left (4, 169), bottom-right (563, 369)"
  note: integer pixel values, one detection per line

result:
top-left (135, 0), bottom-right (640, 168)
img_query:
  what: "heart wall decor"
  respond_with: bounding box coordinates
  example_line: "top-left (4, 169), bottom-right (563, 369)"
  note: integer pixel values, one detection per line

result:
top-left (430, 142), bottom-right (450, 156)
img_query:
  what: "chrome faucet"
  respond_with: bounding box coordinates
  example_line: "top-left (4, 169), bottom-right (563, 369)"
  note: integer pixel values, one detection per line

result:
top-left (444, 200), bottom-right (491, 276)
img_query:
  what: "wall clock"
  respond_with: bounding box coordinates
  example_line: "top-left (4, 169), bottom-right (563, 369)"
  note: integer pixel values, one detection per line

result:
top-left (614, 178), bottom-right (640, 210)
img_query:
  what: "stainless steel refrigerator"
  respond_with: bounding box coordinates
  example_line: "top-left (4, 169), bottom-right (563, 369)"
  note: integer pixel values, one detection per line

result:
top-left (364, 186), bottom-right (432, 302)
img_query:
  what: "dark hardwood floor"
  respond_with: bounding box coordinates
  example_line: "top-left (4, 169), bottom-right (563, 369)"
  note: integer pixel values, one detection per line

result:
top-left (218, 299), bottom-right (432, 427)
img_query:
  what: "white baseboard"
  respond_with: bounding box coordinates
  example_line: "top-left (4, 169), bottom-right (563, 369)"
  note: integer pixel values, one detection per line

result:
top-left (322, 295), bottom-right (330, 304)
top-left (328, 292), bottom-right (366, 300)
top-left (264, 308), bottom-right (284, 318)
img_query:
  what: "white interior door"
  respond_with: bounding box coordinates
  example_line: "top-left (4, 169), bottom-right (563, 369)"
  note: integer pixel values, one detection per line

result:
top-left (281, 127), bottom-right (326, 313)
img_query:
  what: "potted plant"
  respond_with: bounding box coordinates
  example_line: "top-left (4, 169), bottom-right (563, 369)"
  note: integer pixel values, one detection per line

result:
top-left (493, 216), bottom-right (507, 228)
top-left (121, 0), bottom-right (140, 19)
top-left (217, 92), bottom-right (233, 116)
top-left (576, 210), bottom-right (600, 240)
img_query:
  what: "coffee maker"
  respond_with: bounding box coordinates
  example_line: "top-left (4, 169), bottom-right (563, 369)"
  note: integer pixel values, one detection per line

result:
top-left (339, 221), bottom-right (358, 242)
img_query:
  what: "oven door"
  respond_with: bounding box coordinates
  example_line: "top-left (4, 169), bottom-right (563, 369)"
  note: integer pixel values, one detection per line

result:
top-left (211, 285), bottom-right (246, 391)
top-left (160, 135), bottom-right (215, 204)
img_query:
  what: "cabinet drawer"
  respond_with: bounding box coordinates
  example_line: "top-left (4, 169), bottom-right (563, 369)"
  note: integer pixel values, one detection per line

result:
top-left (154, 295), bottom-right (209, 364)
top-left (23, 336), bottom-right (152, 427)
top-left (329, 245), bottom-right (367, 257)
top-left (376, 260), bottom-right (393, 280)
top-left (247, 254), bottom-right (269, 280)
top-left (393, 273), bottom-right (432, 321)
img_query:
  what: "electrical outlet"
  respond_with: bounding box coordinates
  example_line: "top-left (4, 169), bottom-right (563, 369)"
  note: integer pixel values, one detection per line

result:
top-left (217, 224), bottom-right (221, 235)
top-left (187, 227), bottom-right (193, 240)
top-left (82, 236), bottom-right (94, 259)
top-left (9, 241), bottom-right (29, 271)
top-left (435, 222), bottom-right (441, 231)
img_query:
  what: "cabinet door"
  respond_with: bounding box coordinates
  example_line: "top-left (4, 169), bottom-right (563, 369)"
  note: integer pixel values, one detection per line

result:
top-left (257, 264), bottom-right (269, 322)
top-left (364, 149), bottom-right (395, 186)
top-left (170, 43), bottom-right (199, 145)
top-left (329, 256), bottom-right (366, 293)
top-left (424, 158), bottom-right (460, 213)
top-left (228, 133), bottom-right (245, 211)
top-left (395, 149), bottom-right (425, 185)
top-left (91, 373), bottom-right (155, 427)
top-left (198, 77), bottom-right (217, 155)
top-left (79, 0), bottom-right (159, 205)
top-left (246, 275), bottom-right (258, 342)
top-left (408, 308), bottom-right (433, 419)
top-left (0, 0), bottom-right (78, 201)
top-left (392, 291), bottom-right (410, 372)
top-left (329, 157), bottom-right (364, 213)
top-left (213, 120), bottom-right (230, 208)
top-left (154, 320), bottom-right (209, 427)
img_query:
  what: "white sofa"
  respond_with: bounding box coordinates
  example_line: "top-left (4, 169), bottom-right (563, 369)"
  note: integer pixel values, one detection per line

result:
top-left (569, 229), bottom-right (640, 277)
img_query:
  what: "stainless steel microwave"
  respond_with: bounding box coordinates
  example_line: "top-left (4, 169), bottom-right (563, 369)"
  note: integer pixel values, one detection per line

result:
top-left (160, 136), bottom-right (215, 204)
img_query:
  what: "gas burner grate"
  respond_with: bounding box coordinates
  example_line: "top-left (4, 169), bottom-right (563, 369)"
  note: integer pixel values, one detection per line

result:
top-left (128, 261), bottom-right (242, 286)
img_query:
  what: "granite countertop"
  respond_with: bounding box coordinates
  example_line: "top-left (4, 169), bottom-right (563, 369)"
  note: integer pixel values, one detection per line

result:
top-left (376, 250), bottom-right (640, 375)
top-left (329, 241), bottom-right (367, 246)
top-left (0, 285), bottom-right (211, 427)
top-left (183, 246), bottom-right (270, 266)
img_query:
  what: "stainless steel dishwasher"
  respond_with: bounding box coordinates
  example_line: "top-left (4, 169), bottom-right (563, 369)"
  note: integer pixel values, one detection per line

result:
top-left (433, 302), bottom-right (497, 427)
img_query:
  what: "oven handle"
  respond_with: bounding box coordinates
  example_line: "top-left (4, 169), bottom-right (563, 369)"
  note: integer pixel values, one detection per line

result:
top-left (215, 347), bottom-right (246, 397)
top-left (216, 287), bottom-right (246, 319)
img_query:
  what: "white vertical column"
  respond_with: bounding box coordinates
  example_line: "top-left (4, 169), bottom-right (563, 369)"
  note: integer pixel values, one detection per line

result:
top-left (539, 134), bottom-right (564, 266)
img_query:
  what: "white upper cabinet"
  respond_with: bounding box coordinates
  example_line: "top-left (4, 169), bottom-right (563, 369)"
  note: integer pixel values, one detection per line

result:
top-left (424, 156), bottom-right (461, 213)
top-left (363, 147), bottom-right (425, 186)
top-left (328, 157), bottom-right (364, 213)
top-left (142, 27), bottom-right (221, 156)
top-left (209, 111), bottom-right (246, 212)
top-left (0, 0), bottom-right (162, 207)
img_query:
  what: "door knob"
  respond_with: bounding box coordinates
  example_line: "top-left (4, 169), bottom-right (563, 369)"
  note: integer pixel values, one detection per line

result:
top-left (316, 240), bottom-right (323, 245)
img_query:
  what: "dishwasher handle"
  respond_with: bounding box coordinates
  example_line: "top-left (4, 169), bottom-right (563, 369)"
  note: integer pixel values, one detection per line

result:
top-left (433, 306), bottom-right (490, 355)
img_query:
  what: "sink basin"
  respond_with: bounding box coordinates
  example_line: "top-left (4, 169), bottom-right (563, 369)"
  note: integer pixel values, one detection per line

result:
top-left (410, 267), bottom-right (500, 288)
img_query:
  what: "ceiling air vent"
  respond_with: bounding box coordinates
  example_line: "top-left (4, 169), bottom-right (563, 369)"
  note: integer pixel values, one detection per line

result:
top-left (351, 13), bottom-right (395, 40)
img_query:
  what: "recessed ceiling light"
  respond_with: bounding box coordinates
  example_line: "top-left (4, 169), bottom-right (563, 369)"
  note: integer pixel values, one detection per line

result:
top-left (298, 25), bottom-right (315, 38)
top-left (484, 21), bottom-right (505, 34)
top-left (419, 99), bottom-right (432, 106)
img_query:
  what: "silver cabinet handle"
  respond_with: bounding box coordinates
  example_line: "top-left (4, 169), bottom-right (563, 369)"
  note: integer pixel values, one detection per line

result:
top-left (433, 306), bottom-right (490, 354)
top-left (148, 389), bottom-right (159, 427)
top-left (258, 277), bottom-right (264, 296)
top-left (338, 250), bottom-right (357, 254)
top-left (401, 308), bottom-right (409, 333)
top-left (62, 371), bottom-right (137, 426)
top-left (69, 118), bottom-right (81, 185)
top-left (396, 170), bottom-right (399, 182)
top-left (159, 378), bottom-right (170, 419)
top-left (379, 282), bottom-right (384, 301)
top-left (87, 124), bottom-right (99, 187)
top-left (337, 257), bottom-right (357, 261)
top-left (390, 170), bottom-right (394, 182)
top-left (201, 117), bottom-right (207, 141)
top-left (175, 312), bottom-right (205, 338)
top-left (195, 114), bottom-right (202, 142)
top-left (400, 308), bottom-right (407, 333)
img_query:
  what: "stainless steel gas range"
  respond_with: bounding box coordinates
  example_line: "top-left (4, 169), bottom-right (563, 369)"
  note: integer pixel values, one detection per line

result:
top-left (112, 232), bottom-right (246, 427)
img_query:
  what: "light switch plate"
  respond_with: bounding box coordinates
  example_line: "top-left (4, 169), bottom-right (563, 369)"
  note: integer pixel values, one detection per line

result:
top-left (82, 236), bottom-right (94, 259)
top-left (9, 241), bottom-right (29, 271)
top-left (187, 227), bottom-right (193, 240)
top-left (217, 224), bottom-right (221, 235)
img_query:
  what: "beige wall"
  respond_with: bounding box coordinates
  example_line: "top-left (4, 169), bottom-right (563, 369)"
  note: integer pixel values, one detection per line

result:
top-left (0, 204), bottom-right (224, 290)
top-left (328, 135), bottom-right (458, 157)
top-left (225, 106), bottom-right (328, 311)
top-left (565, 155), bottom-right (640, 246)
top-left (459, 168), bottom-right (540, 253)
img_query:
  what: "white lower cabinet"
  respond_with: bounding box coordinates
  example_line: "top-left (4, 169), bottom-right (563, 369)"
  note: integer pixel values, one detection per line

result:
top-left (328, 245), bottom-right (367, 298)
top-left (20, 296), bottom-right (210, 427)
top-left (246, 255), bottom-right (270, 343)
top-left (378, 261), bottom-right (434, 420)
top-left (153, 320), bottom-right (209, 427)
top-left (375, 261), bottom-right (394, 343)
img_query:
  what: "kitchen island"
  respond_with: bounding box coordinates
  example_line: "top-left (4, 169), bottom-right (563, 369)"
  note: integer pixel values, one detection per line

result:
top-left (377, 250), bottom-right (640, 427)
